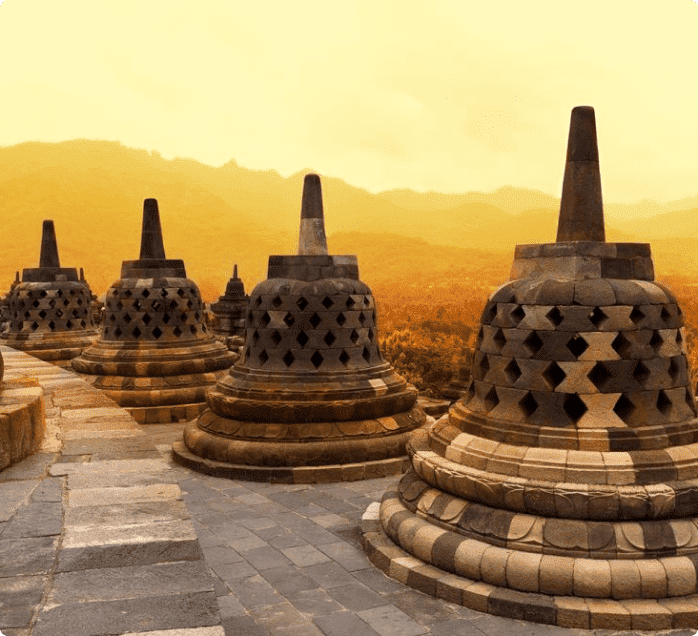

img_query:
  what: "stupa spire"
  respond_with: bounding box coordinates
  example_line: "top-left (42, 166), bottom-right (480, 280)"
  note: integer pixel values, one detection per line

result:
top-left (233, 264), bottom-right (238, 279)
top-left (39, 220), bottom-right (61, 268)
top-left (297, 174), bottom-right (328, 256)
top-left (139, 198), bottom-right (166, 260)
top-left (556, 105), bottom-right (605, 242)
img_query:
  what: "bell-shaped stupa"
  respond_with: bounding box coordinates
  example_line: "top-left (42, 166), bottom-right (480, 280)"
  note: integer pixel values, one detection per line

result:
top-left (362, 107), bottom-right (698, 630)
top-left (175, 174), bottom-right (426, 482)
top-left (210, 264), bottom-right (248, 339)
top-left (1, 221), bottom-right (98, 366)
top-left (71, 199), bottom-right (235, 423)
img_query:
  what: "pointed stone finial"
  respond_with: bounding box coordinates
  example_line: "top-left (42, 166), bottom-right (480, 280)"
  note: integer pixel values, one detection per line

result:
top-left (39, 220), bottom-right (61, 268)
top-left (15, 271), bottom-right (19, 283)
top-left (139, 199), bottom-right (167, 260)
top-left (233, 264), bottom-right (239, 279)
top-left (79, 267), bottom-right (85, 281)
top-left (556, 106), bottom-right (605, 242)
top-left (298, 174), bottom-right (328, 256)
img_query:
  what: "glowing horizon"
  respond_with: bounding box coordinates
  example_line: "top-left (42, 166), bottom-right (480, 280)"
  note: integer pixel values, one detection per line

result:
top-left (0, 0), bottom-right (697, 204)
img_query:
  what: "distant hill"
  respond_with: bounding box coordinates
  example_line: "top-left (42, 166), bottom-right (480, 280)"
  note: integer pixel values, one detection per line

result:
top-left (1, 139), bottom-right (697, 301)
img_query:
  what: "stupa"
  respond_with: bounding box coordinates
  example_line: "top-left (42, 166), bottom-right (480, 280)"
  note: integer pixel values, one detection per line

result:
top-left (362, 106), bottom-right (698, 630)
top-left (71, 199), bottom-right (235, 423)
top-left (174, 174), bottom-right (426, 482)
top-left (1, 220), bottom-right (98, 367)
top-left (210, 264), bottom-right (248, 340)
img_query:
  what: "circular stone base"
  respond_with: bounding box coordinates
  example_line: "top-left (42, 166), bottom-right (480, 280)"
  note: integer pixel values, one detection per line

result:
top-left (127, 402), bottom-right (208, 425)
top-left (359, 501), bottom-right (698, 631)
top-left (172, 440), bottom-right (410, 483)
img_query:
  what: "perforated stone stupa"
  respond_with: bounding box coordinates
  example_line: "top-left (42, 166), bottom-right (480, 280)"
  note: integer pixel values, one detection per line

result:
top-left (71, 199), bottom-right (235, 423)
top-left (361, 106), bottom-right (698, 631)
top-left (175, 174), bottom-right (426, 482)
top-left (1, 220), bottom-right (98, 367)
top-left (210, 264), bottom-right (248, 340)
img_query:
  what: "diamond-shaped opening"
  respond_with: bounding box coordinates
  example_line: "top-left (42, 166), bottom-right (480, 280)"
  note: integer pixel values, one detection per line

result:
top-left (657, 390), bottom-right (672, 416)
top-left (676, 330), bottom-right (683, 344)
top-left (546, 306), bottom-right (563, 327)
top-left (566, 334), bottom-right (589, 359)
top-left (504, 358), bottom-right (522, 384)
top-left (296, 331), bottom-right (309, 347)
top-left (80, 320), bottom-right (86, 328)
top-left (364, 296), bottom-right (370, 306)
top-left (339, 350), bottom-right (351, 366)
top-left (346, 297), bottom-right (356, 308)
top-left (324, 331), bottom-right (336, 346)
top-left (564, 394), bottom-right (588, 423)
top-left (668, 357), bottom-right (680, 382)
top-left (613, 394), bottom-right (636, 423)
top-left (322, 296), bottom-right (334, 309)
top-left (311, 351), bottom-right (324, 368)
top-left (173, 326), bottom-right (183, 338)
top-left (55, 308), bottom-right (64, 318)
top-left (271, 295), bottom-right (283, 308)
top-left (48, 320), bottom-right (56, 331)
top-left (32, 299), bottom-right (40, 308)
top-left (122, 289), bottom-right (130, 298)
top-left (543, 361), bottom-right (567, 389)
top-left (310, 313), bottom-right (322, 328)
top-left (524, 331), bottom-right (544, 355)
top-left (187, 299), bottom-right (193, 310)
top-left (162, 313), bottom-right (171, 324)
top-left (271, 330), bottom-right (282, 346)
top-left (493, 328), bottom-right (507, 352)
top-left (283, 350), bottom-right (295, 367)
top-left (362, 346), bottom-right (371, 364)
top-left (633, 361), bottom-right (651, 387)
top-left (368, 329), bottom-right (374, 342)
top-left (259, 349), bottom-right (269, 365)
top-left (48, 299), bottom-right (56, 308)
top-left (169, 300), bottom-right (178, 310)
top-left (650, 330), bottom-right (664, 352)
top-left (255, 296), bottom-right (263, 306)
top-left (195, 312), bottom-right (200, 322)
top-left (479, 354), bottom-right (490, 378)
top-left (62, 298), bottom-right (70, 307)
top-left (152, 326), bottom-right (163, 339)
top-left (466, 380), bottom-right (476, 402)
top-left (484, 386), bottom-right (499, 412)
top-left (114, 327), bottom-right (122, 337)
top-left (132, 326), bottom-right (142, 338)
top-left (519, 391), bottom-right (538, 418)
top-left (283, 312), bottom-right (295, 327)
top-left (297, 297), bottom-right (309, 310)
top-left (260, 312), bottom-right (271, 328)
top-left (116, 300), bottom-right (124, 310)
top-left (142, 289), bottom-right (150, 298)
top-left (350, 329), bottom-right (360, 345)
top-left (176, 289), bottom-right (184, 298)
top-left (30, 321), bottom-right (39, 331)
top-left (252, 329), bottom-right (261, 344)
top-left (180, 313), bottom-right (187, 322)
top-left (612, 332), bottom-right (632, 357)
top-left (160, 289), bottom-right (168, 297)
top-left (77, 298), bottom-right (83, 306)
top-left (510, 305), bottom-right (525, 326)
top-left (357, 312), bottom-right (365, 326)
top-left (587, 361), bottom-right (612, 390)
top-left (337, 312), bottom-right (348, 326)
top-left (23, 311), bottom-right (30, 319)
top-left (630, 306), bottom-right (645, 325)
top-left (66, 319), bottom-right (73, 329)
top-left (133, 299), bottom-right (142, 311)
top-left (661, 306), bottom-right (672, 324)
top-left (109, 314), bottom-right (116, 323)
top-left (476, 326), bottom-right (484, 347)
top-left (39, 290), bottom-right (47, 298)
top-left (589, 307), bottom-right (608, 328)
top-left (38, 309), bottom-right (47, 319)
top-left (123, 313), bottom-right (132, 323)
top-left (484, 303), bottom-right (497, 324)
top-left (72, 308), bottom-right (79, 318)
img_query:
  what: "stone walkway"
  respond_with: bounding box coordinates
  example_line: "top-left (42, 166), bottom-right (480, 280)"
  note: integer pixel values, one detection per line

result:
top-left (0, 346), bottom-right (696, 635)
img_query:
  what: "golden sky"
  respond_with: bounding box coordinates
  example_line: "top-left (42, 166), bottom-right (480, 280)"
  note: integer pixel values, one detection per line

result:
top-left (0, 0), bottom-right (697, 204)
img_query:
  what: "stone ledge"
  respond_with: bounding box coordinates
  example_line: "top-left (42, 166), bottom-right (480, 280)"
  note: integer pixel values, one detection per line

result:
top-left (0, 377), bottom-right (45, 473)
top-left (172, 440), bottom-right (410, 483)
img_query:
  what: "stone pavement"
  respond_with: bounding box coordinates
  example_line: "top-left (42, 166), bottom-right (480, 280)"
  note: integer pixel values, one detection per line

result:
top-left (0, 346), bottom-right (696, 636)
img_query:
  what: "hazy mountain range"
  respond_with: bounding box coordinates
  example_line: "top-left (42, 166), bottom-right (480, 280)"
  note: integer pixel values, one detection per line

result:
top-left (0, 140), bottom-right (696, 299)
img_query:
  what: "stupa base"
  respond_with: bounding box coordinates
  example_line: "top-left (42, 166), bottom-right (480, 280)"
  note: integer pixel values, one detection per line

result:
top-left (360, 491), bottom-right (698, 631)
top-left (127, 401), bottom-right (208, 425)
top-left (172, 439), bottom-right (411, 483)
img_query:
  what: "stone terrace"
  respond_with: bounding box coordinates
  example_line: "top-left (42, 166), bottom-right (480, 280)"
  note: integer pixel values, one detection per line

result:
top-left (0, 345), bottom-right (694, 635)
